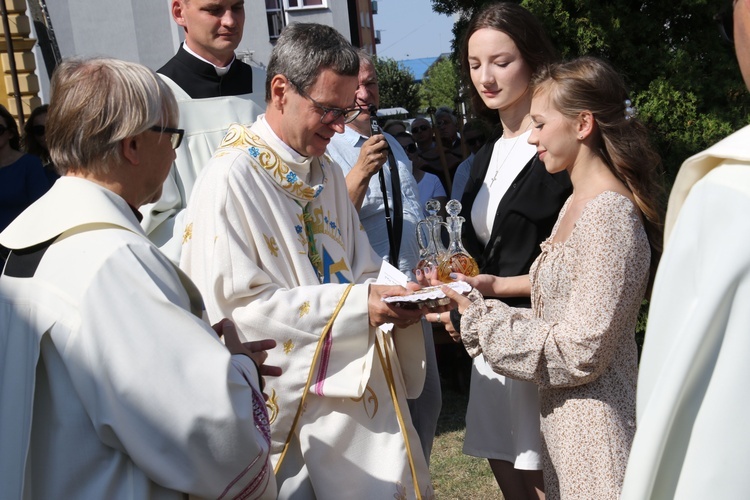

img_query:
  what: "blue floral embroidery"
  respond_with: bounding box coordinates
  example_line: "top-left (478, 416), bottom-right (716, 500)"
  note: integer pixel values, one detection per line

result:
top-left (314, 185), bottom-right (324, 198)
top-left (248, 147), bottom-right (260, 158)
top-left (330, 221), bottom-right (337, 230)
top-left (295, 225), bottom-right (303, 234)
top-left (286, 171), bottom-right (298, 183)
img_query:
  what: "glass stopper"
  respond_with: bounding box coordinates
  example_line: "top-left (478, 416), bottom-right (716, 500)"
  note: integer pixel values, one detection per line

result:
top-left (425, 199), bottom-right (441, 217)
top-left (446, 199), bottom-right (462, 218)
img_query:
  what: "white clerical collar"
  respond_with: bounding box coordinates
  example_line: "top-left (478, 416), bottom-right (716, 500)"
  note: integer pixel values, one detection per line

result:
top-left (183, 42), bottom-right (234, 76)
top-left (257, 115), bottom-right (308, 164)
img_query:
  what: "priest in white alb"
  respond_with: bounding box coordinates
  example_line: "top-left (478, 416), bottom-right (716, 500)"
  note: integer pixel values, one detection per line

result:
top-left (180, 23), bottom-right (435, 499)
top-left (140, 0), bottom-right (266, 263)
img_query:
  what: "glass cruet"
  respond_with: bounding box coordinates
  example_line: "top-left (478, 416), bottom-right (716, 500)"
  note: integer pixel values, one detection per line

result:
top-left (414, 199), bottom-right (444, 274)
top-left (437, 199), bottom-right (479, 282)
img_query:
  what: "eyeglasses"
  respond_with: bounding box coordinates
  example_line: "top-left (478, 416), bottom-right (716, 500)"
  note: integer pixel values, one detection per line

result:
top-left (149, 126), bottom-right (184, 149)
top-left (715, 2), bottom-right (734, 44)
top-left (411, 124), bottom-right (431, 134)
top-left (287, 78), bottom-right (361, 125)
top-left (32, 125), bottom-right (45, 136)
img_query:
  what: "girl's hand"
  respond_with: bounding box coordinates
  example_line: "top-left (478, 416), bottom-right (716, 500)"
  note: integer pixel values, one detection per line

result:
top-left (441, 284), bottom-right (473, 315)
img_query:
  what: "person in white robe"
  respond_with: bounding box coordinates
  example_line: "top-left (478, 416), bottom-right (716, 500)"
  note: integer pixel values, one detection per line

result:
top-left (180, 23), bottom-right (435, 500)
top-left (621, 2), bottom-right (750, 498)
top-left (140, 0), bottom-right (265, 263)
top-left (0, 57), bottom-right (277, 500)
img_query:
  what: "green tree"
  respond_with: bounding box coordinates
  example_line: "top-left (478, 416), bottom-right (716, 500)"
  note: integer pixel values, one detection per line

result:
top-left (419, 57), bottom-right (461, 111)
top-left (431, 0), bottom-right (749, 183)
top-left (373, 56), bottom-right (421, 115)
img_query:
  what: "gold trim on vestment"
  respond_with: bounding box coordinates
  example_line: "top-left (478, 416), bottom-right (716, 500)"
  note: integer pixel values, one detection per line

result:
top-left (376, 335), bottom-right (423, 500)
top-left (273, 283), bottom-right (355, 475)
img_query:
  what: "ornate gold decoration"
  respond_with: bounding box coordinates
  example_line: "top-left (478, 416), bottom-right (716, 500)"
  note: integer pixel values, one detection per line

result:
top-left (217, 124), bottom-right (323, 200)
top-left (321, 243), bottom-right (350, 280)
top-left (308, 206), bottom-right (344, 248)
top-left (350, 385), bottom-right (379, 419)
top-left (182, 222), bottom-right (193, 244)
top-left (283, 339), bottom-right (294, 354)
top-left (264, 234), bottom-right (280, 257)
top-left (394, 482), bottom-right (407, 500)
top-left (295, 212), bottom-right (308, 255)
top-left (266, 389), bottom-right (279, 424)
top-left (299, 302), bottom-right (310, 317)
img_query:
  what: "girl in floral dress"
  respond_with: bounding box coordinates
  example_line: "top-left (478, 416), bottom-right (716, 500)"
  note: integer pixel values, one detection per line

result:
top-left (442, 56), bottom-right (664, 499)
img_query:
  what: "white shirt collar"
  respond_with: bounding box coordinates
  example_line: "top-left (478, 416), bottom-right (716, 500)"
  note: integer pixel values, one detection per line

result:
top-left (182, 42), bottom-right (235, 76)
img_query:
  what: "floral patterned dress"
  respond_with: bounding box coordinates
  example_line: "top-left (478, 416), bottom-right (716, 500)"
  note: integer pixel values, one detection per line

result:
top-left (461, 191), bottom-right (650, 499)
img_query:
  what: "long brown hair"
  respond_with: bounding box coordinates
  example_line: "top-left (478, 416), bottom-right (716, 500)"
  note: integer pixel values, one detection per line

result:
top-left (459, 2), bottom-right (558, 124)
top-left (532, 56), bottom-right (665, 283)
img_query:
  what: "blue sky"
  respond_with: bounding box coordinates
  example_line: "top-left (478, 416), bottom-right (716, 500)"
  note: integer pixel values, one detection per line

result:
top-left (373, 0), bottom-right (457, 62)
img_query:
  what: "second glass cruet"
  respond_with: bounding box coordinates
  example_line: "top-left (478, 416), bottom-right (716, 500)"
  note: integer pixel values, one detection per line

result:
top-left (437, 199), bottom-right (479, 282)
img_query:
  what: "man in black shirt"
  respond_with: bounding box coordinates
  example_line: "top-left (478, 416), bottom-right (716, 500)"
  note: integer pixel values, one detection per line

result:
top-left (140, 0), bottom-right (265, 262)
top-left (158, 0), bottom-right (255, 97)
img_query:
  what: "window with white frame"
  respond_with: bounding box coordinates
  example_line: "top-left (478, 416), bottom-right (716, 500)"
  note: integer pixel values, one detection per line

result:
top-left (266, 0), bottom-right (285, 40)
top-left (286, 0), bottom-right (326, 10)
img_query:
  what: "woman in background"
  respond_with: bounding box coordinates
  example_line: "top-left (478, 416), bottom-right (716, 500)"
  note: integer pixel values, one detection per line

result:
top-left (0, 104), bottom-right (49, 232)
top-left (445, 56), bottom-right (664, 499)
top-left (395, 131), bottom-right (447, 214)
top-left (23, 104), bottom-right (59, 185)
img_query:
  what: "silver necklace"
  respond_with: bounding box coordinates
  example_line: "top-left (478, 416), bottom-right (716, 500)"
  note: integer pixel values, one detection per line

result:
top-left (489, 132), bottom-right (524, 186)
top-left (488, 118), bottom-right (532, 186)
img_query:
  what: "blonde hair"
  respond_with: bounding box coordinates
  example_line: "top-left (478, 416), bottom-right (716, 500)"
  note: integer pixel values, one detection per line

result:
top-left (532, 56), bottom-right (665, 283)
top-left (47, 57), bottom-right (178, 175)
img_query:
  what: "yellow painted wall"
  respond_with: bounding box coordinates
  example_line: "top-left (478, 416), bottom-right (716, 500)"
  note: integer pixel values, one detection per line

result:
top-left (0, 0), bottom-right (41, 125)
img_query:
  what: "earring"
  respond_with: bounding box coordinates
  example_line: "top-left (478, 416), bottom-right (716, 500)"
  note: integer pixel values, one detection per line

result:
top-left (578, 135), bottom-right (584, 140)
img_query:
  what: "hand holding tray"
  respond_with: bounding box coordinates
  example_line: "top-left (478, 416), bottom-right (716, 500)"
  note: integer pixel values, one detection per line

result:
top-left (382, 281), bottom-right (471, 308)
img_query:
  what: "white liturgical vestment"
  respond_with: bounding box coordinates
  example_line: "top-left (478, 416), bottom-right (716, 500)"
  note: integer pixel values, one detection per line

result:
top-left (140, 69), bottom-right (266, 263)
top-left (180, 118), bottom-right (433, 499)
top-left (0, 177), bottom-right (275, 499)
top-left (621, 125), bottom-right (750, 499)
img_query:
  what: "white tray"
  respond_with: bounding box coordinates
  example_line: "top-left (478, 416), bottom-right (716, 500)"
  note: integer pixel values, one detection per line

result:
top-left (382, 281), bottom-right (471, 308)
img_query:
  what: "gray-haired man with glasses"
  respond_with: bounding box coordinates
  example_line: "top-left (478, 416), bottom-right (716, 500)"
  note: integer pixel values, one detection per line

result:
top-left (180, 22), bottom-right (435, 499)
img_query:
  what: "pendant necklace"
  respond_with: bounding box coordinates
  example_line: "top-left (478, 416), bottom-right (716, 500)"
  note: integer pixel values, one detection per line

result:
top-left (489, 120), bottom-right (532, 187)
